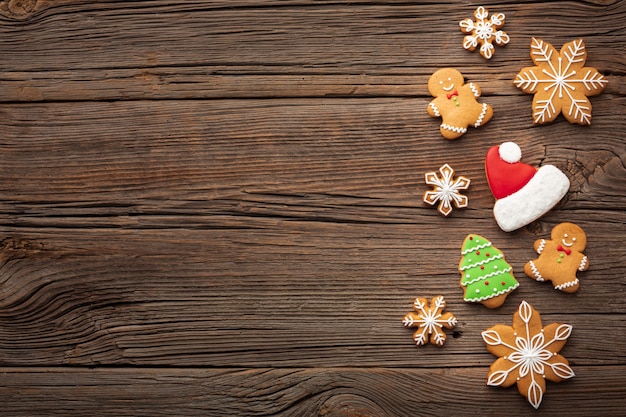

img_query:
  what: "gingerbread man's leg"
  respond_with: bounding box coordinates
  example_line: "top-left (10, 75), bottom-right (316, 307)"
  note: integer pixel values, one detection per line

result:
top-left (554, 278), bottom-right (580, 293)
top-left (440, 124), bottom-right (467, 140)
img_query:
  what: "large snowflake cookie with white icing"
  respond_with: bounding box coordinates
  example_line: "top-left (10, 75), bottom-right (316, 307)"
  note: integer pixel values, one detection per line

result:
top-left (427, 68), bottom-right (493, 139)
top-left (423, 163), bottom-right (470, 217)
top-left (485, 142), bottom-right (570, 232)
top-left (524, 222), bottom-right (589, 293)
top-left (514, 37), bottom-right (608, 125)
top-left (402, 296), bottom-right (457, 347)
top-left (482, 300), bottom-right (575, 409)
top-left (459, 6), bottom-right (510, 59)
top-left (459, 234), bottom-right (519, 308)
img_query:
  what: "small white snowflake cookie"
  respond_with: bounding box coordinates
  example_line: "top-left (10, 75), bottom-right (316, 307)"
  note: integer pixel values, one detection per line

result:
top-left (423, 163), bottom-right (470, 217)
top-left (482, 300), bottom-right (575, 409)
top-left (459, 6), bottom-right (510, 59)
top-left (402, 295), bottom-right (458, 347)
top-left (514, 37), bottom-right (608, 125)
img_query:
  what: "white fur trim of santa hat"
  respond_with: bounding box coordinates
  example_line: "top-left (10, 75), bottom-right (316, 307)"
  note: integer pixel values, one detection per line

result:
top-left (493, 165), bottom-right (570, 232)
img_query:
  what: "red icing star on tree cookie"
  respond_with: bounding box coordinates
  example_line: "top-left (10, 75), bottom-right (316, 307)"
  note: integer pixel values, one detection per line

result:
top-left (482, 301), bottom-right (575, 409)
top-left (514, 38), bottom-right (608, 125)
top-left (402, 296), bottom-right (458, 346)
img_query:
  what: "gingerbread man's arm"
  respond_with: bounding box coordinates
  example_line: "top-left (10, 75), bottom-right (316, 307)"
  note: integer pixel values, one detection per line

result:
top-left (534, 238), bottom-right (547, 254)
top-left (579, 255), bottom-right (589, 271)
top-left (462, 82), bottom-right (481, 98)
top-left (427, 100), bottom-right (441, 117)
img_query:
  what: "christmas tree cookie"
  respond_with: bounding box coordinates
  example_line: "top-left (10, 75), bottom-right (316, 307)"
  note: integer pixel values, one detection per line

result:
top-left (459, 234), bottom-right (519, 308)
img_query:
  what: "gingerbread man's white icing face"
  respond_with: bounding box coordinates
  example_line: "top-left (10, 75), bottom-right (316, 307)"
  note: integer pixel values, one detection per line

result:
top-left (551, 223), bottom-right (586, 252)
top-left (428, 68), bottom-right (465, 97)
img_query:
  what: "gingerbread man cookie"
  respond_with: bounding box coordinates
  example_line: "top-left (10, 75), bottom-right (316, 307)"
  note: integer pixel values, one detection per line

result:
top-left (524, 222), bottom-right (589, 293)
top-left (427, 68), bottom-right (493, 139)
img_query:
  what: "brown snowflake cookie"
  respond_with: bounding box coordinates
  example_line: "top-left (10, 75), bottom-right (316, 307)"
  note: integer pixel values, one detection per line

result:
top-left (402, 296), bottom-right (457, 346)
top-left (427, 68), bottom-right (493, 139)
top-left (459, 6), bottom-right (510, 59)
top-left (482, 300), bottom-right (575, 409)
top-left (524, 222), bottom-right (589, 293)
top-left (423, 164), bottom-right (470, 217)
top-left (514, 38), bottom-right (608, 125)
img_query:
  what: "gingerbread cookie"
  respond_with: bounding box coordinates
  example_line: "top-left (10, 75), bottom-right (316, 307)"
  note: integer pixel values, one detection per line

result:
top-left (402, 296), bottom-right (457, 346)
top-left (485, 142), bottom-right (570, 232)
top-left (423, 164), bottom-right (470, 217)
top-left (482, 300), bottom-right (575, 409)
top-left (514, 37), bottom-right (608, 125)
top-left (427, 68), bottom-right (493, 139)
top-left (459, 234), bottom-right (519, 308)
top-left (524, 222), bottom-right (588, 293)
top-left (459, 6), bottom-right (510, 59)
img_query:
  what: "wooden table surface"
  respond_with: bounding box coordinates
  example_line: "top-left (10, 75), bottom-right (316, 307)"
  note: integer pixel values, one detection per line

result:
top-left (1, 1), bottom-right (624, 416)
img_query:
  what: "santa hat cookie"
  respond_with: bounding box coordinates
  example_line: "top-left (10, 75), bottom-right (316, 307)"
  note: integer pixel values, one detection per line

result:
top-left (485, 142), bottom-right (570, 232)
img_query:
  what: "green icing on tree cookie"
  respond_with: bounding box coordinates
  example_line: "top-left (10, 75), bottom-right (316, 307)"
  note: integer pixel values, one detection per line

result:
top-left (459, 234), bottom-right (519, 303)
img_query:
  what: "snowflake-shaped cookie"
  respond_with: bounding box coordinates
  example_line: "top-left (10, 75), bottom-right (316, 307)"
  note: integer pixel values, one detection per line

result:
top-left (459, 6), bottom-right (510, 59)
top-left (482, 300), bottom-right (575, 409)
top-left (423, 164), bottom-right (470, 217)
top-left (514, 38), bottom-right (608, 125)
top-left (402, 296), bottom-right (458, 346)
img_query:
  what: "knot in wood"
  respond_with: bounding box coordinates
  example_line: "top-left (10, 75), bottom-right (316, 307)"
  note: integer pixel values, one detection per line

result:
top-left (3, 0), bottom-right (38, 18)
top-left (319, 393), bottom-right (390, 417)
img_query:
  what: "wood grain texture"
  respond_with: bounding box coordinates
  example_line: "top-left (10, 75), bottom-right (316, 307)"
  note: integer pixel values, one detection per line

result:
top-left (0, 1), bottom-right (624, 101)
top-left (0, 366), bottom-right (624, 417)
top-left (0, 0), bottom-right (625, 415)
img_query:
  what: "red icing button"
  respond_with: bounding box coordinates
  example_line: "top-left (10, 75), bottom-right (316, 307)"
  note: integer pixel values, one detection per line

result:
top-left (485, 145), bottom-right (537, 199)
top-left (485, 281), bottom-right (489, 285)
top-left (476, 251), bottom-right (480, 255)
top-left (480, 265), bottom-right (485, 270)
top-left (501, 281), bottom-right (506, 285)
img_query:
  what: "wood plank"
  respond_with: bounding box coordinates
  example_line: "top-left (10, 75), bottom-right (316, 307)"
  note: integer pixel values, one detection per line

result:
top-left (0, 1), bottom-right (624, 415)
top-left (0, 223), bottom-right (623, 366)
top-left (0, 98), bottom-right (623, 367)
top-left (0, 99), bottom-right (624, 208)
top-left (0, 1), bottom-right (623, 101)
top-left (0, 366), bottom-right (624, 416)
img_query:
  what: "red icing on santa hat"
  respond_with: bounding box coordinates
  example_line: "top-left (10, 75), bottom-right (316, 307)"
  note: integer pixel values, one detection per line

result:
top-left (485, 142), bottom-right (537, 199)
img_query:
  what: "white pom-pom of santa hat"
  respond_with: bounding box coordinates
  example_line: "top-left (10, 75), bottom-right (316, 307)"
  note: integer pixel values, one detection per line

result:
top-left (499, 141), bottom-right (521, 164)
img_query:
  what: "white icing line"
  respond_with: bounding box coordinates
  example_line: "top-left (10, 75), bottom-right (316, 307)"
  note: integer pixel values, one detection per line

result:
top-left (537, 239), bottom-right (546, 254)
top-left (461, 267), bottom-right (512, 286)
top-left (528, 260), bottom-right (544, 281)
top-left (474, 102), bottom-right (488, 127)
top-left (579, 256), bottom-right (588, 271)
top-left (461, 240), bottom-right (492, 255)
top-left (441, 124), bottom-right (467, 134)
top-left (469, 82), bottom-right (479, 97)
top-left (429, 102), bottom-right (440, 117)
top-left (460, 254), bottom-right (504, 271)
top-left (555, 278), bottom-right (579, 290)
